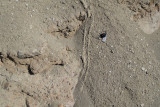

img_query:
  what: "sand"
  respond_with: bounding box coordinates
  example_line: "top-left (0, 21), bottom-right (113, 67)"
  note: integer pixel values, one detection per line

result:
top-left (0, 0), bottom-right (160, 107)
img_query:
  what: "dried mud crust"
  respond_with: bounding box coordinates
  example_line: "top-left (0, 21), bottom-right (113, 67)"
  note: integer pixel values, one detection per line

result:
top-left (0, 0), bottom-right (87, 106)
top-left (0, 49), bottom-right (65, 75)
top-left (0, 49), bottom-right (81, 107)
top-left (46, 11), bottom-right (86, 38)
top-left (117, 0), bottom-right (160, 20)
top-left (118, 0), bottom-right (160, 34)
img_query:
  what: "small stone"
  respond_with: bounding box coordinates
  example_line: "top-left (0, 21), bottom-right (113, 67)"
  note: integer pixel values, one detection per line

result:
top-left (100, 33), bottom-right (107, 43)
top-left (145, 69), bottom-right (147, 72)
top-left (141, 103), bottom-right (144, 107)
top-left (17, 51), bottom-right (31, 59)
top-left (25, 3), bottom-right (28, 7)
top-left (100, 33), bottom-right (106, 38)
top-left (75, 1), bottom-right (79, 3)
top-left (52, 17), bottom-right (55, 21)
top-left (102, 36), bottom-right (107, 43)
top-left (141, 67), bottom-right (145, 71)
top-left (110, 50), bottom-right (114, 53)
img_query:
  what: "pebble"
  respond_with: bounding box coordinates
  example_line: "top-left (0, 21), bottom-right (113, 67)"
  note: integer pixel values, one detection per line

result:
top-left (25, 3), bottom-right (28, 7)
top-left (100, 33), bottom-right (107, 43)
top-left (141, 67), bottom-right (145, 71)
top-left (96, 46), bottom-right (98, 48)
top-left (102, 36), bottom-right (107, 43)
top-left (146, 44), bottom-right (149, 46)
top-left (52, 17), bottom-right (55, 21)
top-left (141, 103), bottom-right (144, 107)
top-left (75, 1), bottom-right (79, 3)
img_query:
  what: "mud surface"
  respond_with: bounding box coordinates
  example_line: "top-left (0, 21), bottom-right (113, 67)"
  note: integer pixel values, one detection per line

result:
top-left (0, 0), bottom-right (160, 107)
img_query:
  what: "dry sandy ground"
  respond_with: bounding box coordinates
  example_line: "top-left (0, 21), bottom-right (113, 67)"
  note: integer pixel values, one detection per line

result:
top-left (0, 0), bottom-right (160, 107)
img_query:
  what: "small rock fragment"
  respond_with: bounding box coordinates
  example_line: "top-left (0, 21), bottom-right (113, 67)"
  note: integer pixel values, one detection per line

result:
top-left (141, 103), bottom-right (144, 107)
top-left (100, 33), bottom-right (107, 43)
top-left (141, 67), bottom-right (145, 71)
top-left (102, 36), bottom-right (107, 43)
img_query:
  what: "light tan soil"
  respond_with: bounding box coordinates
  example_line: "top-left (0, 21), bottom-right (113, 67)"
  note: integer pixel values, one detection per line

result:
top-left (0, 0), bottom-right (160, 107)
